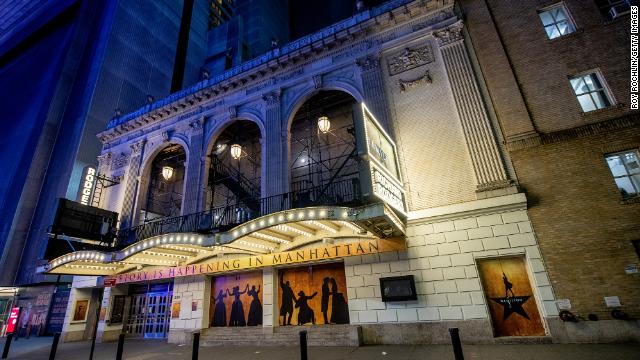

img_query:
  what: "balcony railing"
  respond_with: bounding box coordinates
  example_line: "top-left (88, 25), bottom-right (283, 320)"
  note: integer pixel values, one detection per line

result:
top-left (115, 178), bottom-right (362, 247)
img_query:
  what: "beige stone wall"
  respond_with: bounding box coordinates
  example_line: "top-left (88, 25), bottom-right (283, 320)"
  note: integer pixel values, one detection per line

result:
top-left (382, 37), bottom-right (477, 210)
top-left (344, 194), bottom-right (557, 328)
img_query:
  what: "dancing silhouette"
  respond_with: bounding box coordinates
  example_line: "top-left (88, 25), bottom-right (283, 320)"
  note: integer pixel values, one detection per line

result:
top-left (329, 278), bottom-right (349, 324)
top-left (246, 284), bottom-right (262, 326)
top-left (228, 285), bottom-right (247, 326)
top-left (321, 277), bottom-right (331, 324)
top-left (211, 289), bottom-right (227, 327)
top-left (280, 272), bottom-right (297, 325)
top-left (503, 273), bottom-right (515, 298)
top-left (295, 291), bottom-right (318, 325)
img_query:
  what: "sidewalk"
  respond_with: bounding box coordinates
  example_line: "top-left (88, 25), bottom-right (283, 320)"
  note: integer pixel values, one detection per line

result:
top-left (0, 336), bottom-right (54, 358)
top-left (3, 338), bottom-right (639, 360)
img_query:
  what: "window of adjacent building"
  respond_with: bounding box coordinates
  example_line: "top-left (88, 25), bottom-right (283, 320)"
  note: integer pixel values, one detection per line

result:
top-left (569, 72), bottom-right (612, 112)
top-left (605, 150), bottom-right (640, 199)
top-left (633, 240), bottom-right (640, 259)
top-left (595, 0), bottom-right (634, 21)
top-left (538, 4), bottom-right (576, 39)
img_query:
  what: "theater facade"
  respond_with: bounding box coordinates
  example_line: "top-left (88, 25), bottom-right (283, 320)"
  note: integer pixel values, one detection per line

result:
top-left (45, 0), bottom-right (560, 345)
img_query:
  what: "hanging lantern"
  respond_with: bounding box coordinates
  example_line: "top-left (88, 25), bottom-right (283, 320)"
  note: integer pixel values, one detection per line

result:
top-left (230, 144), bottom-right (242, 160)
top-left (317, 116), bottom-right (331, 133)
top-left (161, 166), bottom-right (174, 180)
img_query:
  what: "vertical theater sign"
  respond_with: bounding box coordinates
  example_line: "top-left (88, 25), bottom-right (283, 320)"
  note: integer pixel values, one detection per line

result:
top-left (354, 103), bottom-right (406, 216)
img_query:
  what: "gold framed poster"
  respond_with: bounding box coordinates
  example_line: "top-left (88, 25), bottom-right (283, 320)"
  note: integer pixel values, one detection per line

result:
top-left (171, 302), bottom-right (181, 319)
top-left (477, 256), bottom-right (545, 337)
top-left (71, 299), bottom-right (89, 323)
top-left (278, 262), bottom-right (349, 326)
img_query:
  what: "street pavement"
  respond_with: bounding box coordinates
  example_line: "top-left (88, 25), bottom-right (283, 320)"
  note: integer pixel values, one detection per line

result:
top-left (0, 337), bottom-right (639, 359)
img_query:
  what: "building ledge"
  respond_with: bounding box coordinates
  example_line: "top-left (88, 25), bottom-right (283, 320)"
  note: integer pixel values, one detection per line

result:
top-left (407, 193), bottom-right (527, 223)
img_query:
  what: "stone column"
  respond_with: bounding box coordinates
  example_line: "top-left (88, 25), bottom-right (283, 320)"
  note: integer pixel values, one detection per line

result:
top-left (357, 55), bottom-right (392, 131)
top-left (119, 139), bottom-right (146, 228)
top-left (182, 117), bottom-right (205, 214)
top-left (435, 22), bottom-right (510, 192)
top-left (262, 267), bottom-right (275, 327)
top-left (262, 91), bottom-right (288, 198)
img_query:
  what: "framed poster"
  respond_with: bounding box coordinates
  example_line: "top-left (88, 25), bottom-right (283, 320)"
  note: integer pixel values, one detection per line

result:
top-left (278, 263), bottom-right (349, 326)
top-left (477, 256), bottom-right (545, 337)
top-left (210, 271), bottom-right (263, 327)
top-left (71, 299), bottom-right (89, 323)
top-left (171, 302), bottom-right (181, 319)
top-left (109, 296), bottom-right (125, 324)
top-left (380, 275), bottom-right (417, 302)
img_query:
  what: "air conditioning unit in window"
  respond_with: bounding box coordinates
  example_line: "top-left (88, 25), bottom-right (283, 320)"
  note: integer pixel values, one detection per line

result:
top-left (608, 0), bottom-right (631, 20)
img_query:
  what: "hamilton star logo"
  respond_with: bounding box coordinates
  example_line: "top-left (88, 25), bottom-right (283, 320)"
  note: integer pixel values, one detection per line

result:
top-left (490, 273), bottom-right (531, 320)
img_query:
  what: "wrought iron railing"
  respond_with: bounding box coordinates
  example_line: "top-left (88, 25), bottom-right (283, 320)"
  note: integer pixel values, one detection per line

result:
top-left (115, 178), bottom-right (362, 247)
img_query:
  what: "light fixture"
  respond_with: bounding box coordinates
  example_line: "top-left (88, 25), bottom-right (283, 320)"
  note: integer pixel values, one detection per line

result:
top-left (318, 116), bottom-right (331, 133)
top-left (230, 144), bottom-right (242, 160)
top-left (162, 166), bottom-right (174, 180)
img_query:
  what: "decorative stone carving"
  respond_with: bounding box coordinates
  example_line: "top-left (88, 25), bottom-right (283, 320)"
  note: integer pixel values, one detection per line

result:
top-left (228, 106), bottom-right (237, 119)
top-left (387, 44), bottom-right (435, 75)
top-left (312, 74), bottom-right (322, 89)
top-left (130, 139), bottom-right (146, 154)
top-left (433, 21), bottom-right (464, 47)
top-left (262, 91), bottom-right (281, 106)
top-left (356, 55), bottom-right (380, 72)
top-left (111, 153), bottom-right (129, 171)
top-left (97, 153), bottom-right (112, 170)
top-left (161, 131), bottom-right (169, 142)
top-left (398, 70), bottom-right (433, 93)
top-left (190, 118), bottom-right (203, 131)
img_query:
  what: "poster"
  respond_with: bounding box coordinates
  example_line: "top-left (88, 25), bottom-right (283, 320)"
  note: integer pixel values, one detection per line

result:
top-left (72, 299), bottom-right (89, 322)
top-left (171, 302), bottom-right (181, 319)
top-left (210, 271), bottom-right (263, 327)
top-left (477, 256), bottom-right (545, 337)
top-left (278, 262), bottom-right (349, 326)
top-left (45, 286), bottom-right (70, 334)
top-left (109, 296), bottom-right (125, 324)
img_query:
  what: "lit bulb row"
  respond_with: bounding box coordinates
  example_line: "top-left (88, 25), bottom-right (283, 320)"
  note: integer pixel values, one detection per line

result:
top-left (339, 221), bottom-right (363, 233)
top-left (65, 264), bottom-right (117, 271)
top-left (161, 244), bottom-right (200, 253)
top-left (304, 220), bottom-right (338, 234)
top-left (142, 250), bottom-right (190, 259)
top-left (123, 234), bottom-right (204, 256)
top-left (133, 257), bottom-right (179, 266)
top-left (230, 208), bottom-right (344, 239)
top-left (252, 232), bottom-right (290, 244)
top-left (275, 224), bottom-right (313, 237)
top-left (237, 240), bottom-right (275, 252)
top-left (51, 251), bottom-right (107, 268)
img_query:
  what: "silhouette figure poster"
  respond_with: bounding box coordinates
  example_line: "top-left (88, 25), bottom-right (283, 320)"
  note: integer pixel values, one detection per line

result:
top-left (210, 271), bottom-right (263, 327)
top-left (477, 256), bottom-right (545, 337)
top-left (278, 262), bottom-right (349, 326)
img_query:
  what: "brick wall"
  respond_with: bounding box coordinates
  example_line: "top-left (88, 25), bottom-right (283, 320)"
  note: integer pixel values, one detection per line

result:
top-left (512, 128), bottom-right (640, 317)
top-left (460, 0), bottom-right (640, 320)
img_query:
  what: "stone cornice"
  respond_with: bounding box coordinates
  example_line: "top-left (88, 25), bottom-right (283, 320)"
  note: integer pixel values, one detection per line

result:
top-left (506, 113), bottom-right (640, 151)
top-left (407, 193), bottom-right (527, 223)
top-left (96, 0), bottom-right (455, 145)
